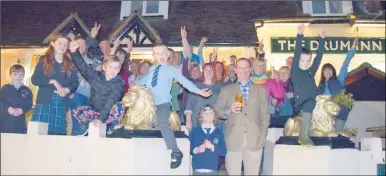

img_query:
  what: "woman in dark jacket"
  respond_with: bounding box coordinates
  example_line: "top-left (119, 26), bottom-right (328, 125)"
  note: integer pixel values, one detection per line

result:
top-left (317, 38), bottom-right (357, 132)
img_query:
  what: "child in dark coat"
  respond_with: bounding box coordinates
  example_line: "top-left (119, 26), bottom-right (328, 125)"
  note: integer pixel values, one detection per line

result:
top-left (69, 39), bottom-right (125, 135)
top-left (190, 105), bottom-right (227, 175)
top-left (291, 24), bottom-right (326, 146)
top-left (0, 64), bottom-right (33, 134)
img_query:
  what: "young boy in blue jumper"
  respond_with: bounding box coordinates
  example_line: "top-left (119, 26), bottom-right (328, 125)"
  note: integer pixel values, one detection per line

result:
top-left (0, 64), bottom-right (33, 134)
top-left (291, 24), bottom-right (326, 146)
top-left (190, 105), bottom-right (227, 175)
top-left (141, 44), bottom-right (212, 169)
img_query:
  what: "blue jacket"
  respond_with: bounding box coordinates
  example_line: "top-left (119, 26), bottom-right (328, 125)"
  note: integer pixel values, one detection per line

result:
top-left (190, 126), bottom-right (227, 171)
top-left (317, 48), bottom-right (355, 120)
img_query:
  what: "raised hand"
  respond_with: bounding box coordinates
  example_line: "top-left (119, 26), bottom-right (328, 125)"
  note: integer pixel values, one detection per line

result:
top-left (319, 28), bottom-right (326, 38)
top-left (69, 40), bottom-right (80, 53)
top-left (90, 22), bottom-right (101, 38)
top-left (297, 24), bottom-right (305, 35)
top-left (200, 37), bottom-right (208, 44)
top-left (199, 88), bottom-right (212, 97)
top-left (110, 39), bottom-right (121, 55)
top-left (351, 37), bottom-right (359, 49)
top-left (180, 26), bottom-right (188, 40)
top-left (127, 38), bottom-right (134, 53)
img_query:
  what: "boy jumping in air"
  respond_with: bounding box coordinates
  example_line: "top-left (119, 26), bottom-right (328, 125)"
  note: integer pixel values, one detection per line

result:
top-left (144, 44), bottom-right (212, 169)
top-left (291, 24), bottom-right (326, 146)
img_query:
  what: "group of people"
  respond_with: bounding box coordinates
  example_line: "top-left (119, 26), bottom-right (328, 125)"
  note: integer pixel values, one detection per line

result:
top-left (0, 23), bottom-right (358, 175)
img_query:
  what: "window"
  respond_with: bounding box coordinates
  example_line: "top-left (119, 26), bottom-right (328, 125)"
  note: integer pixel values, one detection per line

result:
top-left (120, 1), bottom-right (169, 20)
top-left (303, 1), bottom-right (353, 16)
top-left (144, 1), bottom-right (160, 14)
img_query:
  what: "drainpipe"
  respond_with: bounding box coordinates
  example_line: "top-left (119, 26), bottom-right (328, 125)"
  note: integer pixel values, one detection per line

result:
top-left (255, 20), bottom-right (264, 58)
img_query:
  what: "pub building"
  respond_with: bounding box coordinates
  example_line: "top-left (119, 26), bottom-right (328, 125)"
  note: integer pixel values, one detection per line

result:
top-left (255, 1), bottom-right (385, 83)
top-left (1, 1), bottom-right (385, 98)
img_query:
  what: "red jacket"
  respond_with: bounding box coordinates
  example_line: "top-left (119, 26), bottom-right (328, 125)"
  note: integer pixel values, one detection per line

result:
top-left (119, 72), bottom-right (130, 93)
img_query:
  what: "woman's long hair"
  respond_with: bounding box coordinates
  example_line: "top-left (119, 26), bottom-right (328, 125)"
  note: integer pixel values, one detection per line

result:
top-left (201, 63), bottom-right (217, 84)
top-left (214, 61), bottom-right (226, 82)
top-left (44, 33), bottom-right (72, 76)
top-left (319, 63), bottom-right (337, 86)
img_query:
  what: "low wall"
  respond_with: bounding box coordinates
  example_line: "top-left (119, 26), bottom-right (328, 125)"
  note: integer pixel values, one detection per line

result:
top-left (273, 138), bottom-right (385, 175)
top-left (1, 122), bottom-right (190, 175)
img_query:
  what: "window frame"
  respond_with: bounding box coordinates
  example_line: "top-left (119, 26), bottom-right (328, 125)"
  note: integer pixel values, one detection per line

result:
top-left (120, 1), bottom-right (169, 20)
top-left (302, 1), bottom-right (353, 16)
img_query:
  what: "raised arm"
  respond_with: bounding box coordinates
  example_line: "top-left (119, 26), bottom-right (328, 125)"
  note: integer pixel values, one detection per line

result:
top-left (87, 22), bottom-right (102, 48)
top-left (310, 29), bottom-right (326, 75)
top-left (70, 50), bottom-right (98, 82)
top-left (291, 24), bottom-right (305, 75)
top-left (197, 37), bottom-right (207, 66)
top-left (338, 38), bottom-right (357, 85)
top-left (172, 67), bottom-right (201, 95)
top-left (69, 40), bottom-right (99, 82)
top-left (258, 39), bottom-right (265, 59)
top-left (181, 26), bottom-right (193, 60)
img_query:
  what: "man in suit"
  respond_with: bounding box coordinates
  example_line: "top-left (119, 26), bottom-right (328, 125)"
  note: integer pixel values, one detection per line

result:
top-left (215, 58), bottom-right (270, 175)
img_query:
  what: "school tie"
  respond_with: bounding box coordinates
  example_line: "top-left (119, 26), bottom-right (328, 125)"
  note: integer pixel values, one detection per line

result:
top-left (151, 65), bottom-right (161, 87)
top-left (205, 128), bottom-right (211, 139)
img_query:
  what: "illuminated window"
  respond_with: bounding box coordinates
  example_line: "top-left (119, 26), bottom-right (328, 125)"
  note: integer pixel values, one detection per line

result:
top-left (303, 1), bottom-right (353, 16)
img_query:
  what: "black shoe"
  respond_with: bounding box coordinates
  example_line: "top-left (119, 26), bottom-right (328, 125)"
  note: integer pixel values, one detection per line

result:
top-left (170, 150), bottom-right (183, 169)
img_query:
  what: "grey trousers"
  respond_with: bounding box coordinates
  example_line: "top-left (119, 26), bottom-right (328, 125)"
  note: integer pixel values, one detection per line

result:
top-left (156, 103), bottom-right (179, 152)
top-left (193, 170), bottom-right (218, 175)
top-left (335, 119), bottom-right (347, 132)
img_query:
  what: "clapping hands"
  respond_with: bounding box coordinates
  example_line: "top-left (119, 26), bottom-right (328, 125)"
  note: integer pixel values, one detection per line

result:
top-left (196, 140), bottom-right (215, 153)
top-left (8, 107), bottom-right (23, 116)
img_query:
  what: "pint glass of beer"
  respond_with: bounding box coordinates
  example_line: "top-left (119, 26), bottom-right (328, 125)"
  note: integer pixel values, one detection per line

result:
top-left (235, 93), bottom-right (243, 112)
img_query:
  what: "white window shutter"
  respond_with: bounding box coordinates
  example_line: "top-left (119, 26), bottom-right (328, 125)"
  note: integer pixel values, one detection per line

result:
top-left (302, 1), bottom-right (313, 15)
top-left (342, 1), bottom-right (353, 14)
top-left (159, 1), bottom-right (169, 19)
top-left (120, 1), bottom-right (132, 20)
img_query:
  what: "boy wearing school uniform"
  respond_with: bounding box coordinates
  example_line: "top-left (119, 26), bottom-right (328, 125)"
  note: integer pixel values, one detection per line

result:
top-left (142, 44), bottom-right (212, 169)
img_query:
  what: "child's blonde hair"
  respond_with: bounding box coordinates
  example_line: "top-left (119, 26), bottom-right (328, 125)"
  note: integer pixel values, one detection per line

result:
top-left (103, 55), bottom-right (121, 65)
top-left (198, 105), bottom-right (219, 125)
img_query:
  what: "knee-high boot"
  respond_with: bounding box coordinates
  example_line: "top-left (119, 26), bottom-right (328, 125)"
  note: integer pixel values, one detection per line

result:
top-left (298, 112), bottom-right (314, 146)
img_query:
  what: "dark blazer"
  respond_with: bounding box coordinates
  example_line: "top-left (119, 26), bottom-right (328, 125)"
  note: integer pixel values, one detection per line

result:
top-left (71, 50), bottom-right (124, 122)
top-left (31, 56), bottom-right (79, 108)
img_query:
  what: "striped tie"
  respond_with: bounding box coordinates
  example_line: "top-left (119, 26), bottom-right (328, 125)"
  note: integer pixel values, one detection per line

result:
top-left (151, 65), bottom-right (161, 87)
